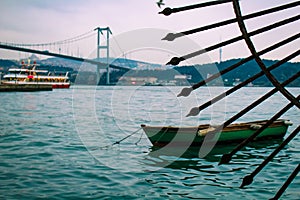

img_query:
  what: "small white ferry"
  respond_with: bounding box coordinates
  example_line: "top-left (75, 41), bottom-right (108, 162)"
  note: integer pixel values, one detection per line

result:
top-left (1, 61), bottom-right (70, 89)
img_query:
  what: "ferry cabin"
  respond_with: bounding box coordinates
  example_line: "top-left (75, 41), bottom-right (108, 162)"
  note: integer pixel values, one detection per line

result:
top-left (2, 68), bottom-right (70, 88)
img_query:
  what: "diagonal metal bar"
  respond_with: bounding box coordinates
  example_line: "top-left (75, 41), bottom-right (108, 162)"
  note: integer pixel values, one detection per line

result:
top-left (177, 33), bottom-right (300, 97)
top-left (159, 0), bottom-right (232, 16)
top-left (270, 163), bottom-right (300, 200)
top-left (220, 94), bottom-right (300, 165)
top-left (190, 71), bottom-right (300, 146)
top-left (166, 14), bottom-right (300, 66)
top-left (186, 49), bottom-right (300, 117)
top-left (239, 125), bottom-right (300, 188)
top-left (162, 1), bottom-right (300, 41)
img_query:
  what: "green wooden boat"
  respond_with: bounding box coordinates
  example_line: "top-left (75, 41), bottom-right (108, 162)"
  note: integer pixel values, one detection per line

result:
top-left (141, 119), bottom-right (293, 147)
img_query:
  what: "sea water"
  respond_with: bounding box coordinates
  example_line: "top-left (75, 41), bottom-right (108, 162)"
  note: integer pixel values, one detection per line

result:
top-left (0, 86), bottom-right (299, 199)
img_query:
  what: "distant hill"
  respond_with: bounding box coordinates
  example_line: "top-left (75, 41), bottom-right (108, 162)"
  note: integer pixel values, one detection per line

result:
top-left (0, 59), bottom-right (18, 71)
top-left (1, 57), bottom-right (299, 86)
top-left (41, 57), bottom-right (164, 70)
top-left (109, 58), bottom-right (164, 70)
top-left (176, 59), bottom-right (300, 87)
top-left (98, 58), bottom-right (300, 86)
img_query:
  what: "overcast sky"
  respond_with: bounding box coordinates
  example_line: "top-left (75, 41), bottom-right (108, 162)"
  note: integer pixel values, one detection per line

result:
top-left (0, 0), bottom-right (299, 64)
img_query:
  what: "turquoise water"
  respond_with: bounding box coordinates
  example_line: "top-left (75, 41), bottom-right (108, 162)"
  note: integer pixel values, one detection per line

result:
top-left (0, 86), bottom-right (299, 199)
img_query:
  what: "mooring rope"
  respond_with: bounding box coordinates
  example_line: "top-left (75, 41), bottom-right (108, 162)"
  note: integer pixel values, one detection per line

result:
top-left (96, 127), bottom-right (143, 150)
top-left (134, 130), bottom-right (145, 145)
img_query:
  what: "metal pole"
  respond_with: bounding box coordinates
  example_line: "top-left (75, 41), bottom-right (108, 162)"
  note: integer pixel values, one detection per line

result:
top-left (106, 27), bottom-right (110, 85)
top-left (94, 27), bottom-right (111, 85)
top-left (95, 27), bottom-right (101, 85)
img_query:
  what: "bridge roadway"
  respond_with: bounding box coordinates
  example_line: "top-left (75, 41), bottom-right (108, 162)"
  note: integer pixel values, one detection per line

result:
top-left (0, 43), bottom-right (130, 71)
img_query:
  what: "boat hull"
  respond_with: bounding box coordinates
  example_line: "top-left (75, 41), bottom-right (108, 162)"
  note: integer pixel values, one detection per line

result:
top-left (0, 84), bottom-right (53, 92)
top-left (52, 84), bottom-right (70, 89)
top-left (141, 119), bottom-right (291, 147)
top-left (2, 82), bottom-right (70, 89)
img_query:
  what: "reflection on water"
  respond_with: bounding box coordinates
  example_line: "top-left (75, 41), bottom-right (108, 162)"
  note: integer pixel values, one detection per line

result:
top-left (145, 138), bottom-right (284, 170)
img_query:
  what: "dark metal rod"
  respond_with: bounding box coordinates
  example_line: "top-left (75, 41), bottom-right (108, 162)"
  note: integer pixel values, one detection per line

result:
top-left (240, 125), bottom-right (300, 188)
top-left (159, 0), bottom-right (232, 16)
top-left (186, 49), bottom-right (300, 117)
top-left (270, 163), bottom-right (300, 200)
top-left (177, 33), bottom-right (300, 97)
top-left (162, 1), bottom-right (300, 41)
top-left (166, 14), bottom-right (300, 65)
top-left (192, 71), bottom-right (300, 145)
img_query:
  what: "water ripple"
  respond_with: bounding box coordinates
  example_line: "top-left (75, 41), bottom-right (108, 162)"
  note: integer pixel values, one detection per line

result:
top-left (0, 86), bottom-right (299, 199)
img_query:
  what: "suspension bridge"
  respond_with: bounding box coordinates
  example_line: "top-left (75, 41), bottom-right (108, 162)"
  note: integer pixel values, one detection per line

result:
top-left (0, 27), bottom-right (130, 85)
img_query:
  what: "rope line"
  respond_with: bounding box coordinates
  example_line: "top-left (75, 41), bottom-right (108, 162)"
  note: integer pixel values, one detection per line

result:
top-left (97, 127), bottom-right (142, 150)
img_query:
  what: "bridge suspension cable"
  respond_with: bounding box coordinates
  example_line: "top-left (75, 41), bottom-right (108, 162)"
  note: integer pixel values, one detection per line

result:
top-left (0, 29), bottom-right (96, 47)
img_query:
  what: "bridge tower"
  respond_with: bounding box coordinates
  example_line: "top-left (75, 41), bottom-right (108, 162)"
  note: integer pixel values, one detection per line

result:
top-left (94, 27), bottom-right (112, 85)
